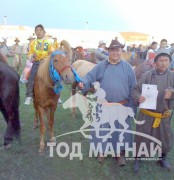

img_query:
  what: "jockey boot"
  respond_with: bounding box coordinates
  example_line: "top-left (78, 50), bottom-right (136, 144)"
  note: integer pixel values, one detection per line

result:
top-left (58, 98), bottom-right (63, 104)
top-left (158, 153), bottom-right (171, 171)
top-left (24, 97), bottom-right (33, 105)
top-left (134, 158), bottom-right (141, 173)
top-left (117, 150), bottom-right (126, 166)
top-left (98, 153), bottom-right (104, 164)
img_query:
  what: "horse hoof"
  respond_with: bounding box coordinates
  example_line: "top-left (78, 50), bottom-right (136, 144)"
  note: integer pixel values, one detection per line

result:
top-left (50, 138), bottom-right (57, 143)
top-left (33, 125), bottom-right (39, 129)
top-left (72, 113), bottom-right (76, 119)
top-left (3, 143), bottom-right (12, 150)
top-left (39, 148), bottom-right (45, 155)
top-left (39, 151), bottom-right (45, 156)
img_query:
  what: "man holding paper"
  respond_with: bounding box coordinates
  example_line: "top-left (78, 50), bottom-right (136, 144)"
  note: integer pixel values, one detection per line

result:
top-left (132, 49), bottom-right (174, 172)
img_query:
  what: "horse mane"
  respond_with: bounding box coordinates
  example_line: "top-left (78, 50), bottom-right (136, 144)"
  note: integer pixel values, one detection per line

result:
top-left (37, 55), bottom-right (52, 88)
top-left (59, 40), bottom-right (72, 60)
top-left (37, 40), bottom-right (72, 88)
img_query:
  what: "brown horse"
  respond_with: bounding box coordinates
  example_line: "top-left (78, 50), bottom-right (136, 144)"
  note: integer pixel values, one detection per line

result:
top-left (0, 53), bottom-right (20, 149)
top-left (71, 46), bottom-right (86, 63)
top-left (71, 60), bottom-right (96, 118)
top-left (71, 47), bottom-right (107, 64)
top-left (33, 40), bottom-right (75, 153)
top-left (121, 51), bottom-right (139, 61)
top-left (134, 61), bottom-right (155, 82)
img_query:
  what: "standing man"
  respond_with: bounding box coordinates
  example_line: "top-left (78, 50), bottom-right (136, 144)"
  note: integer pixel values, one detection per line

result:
top-left (98, 40), bottom-right (109, 56)
top-left (24, 24), bottom-right (53, 105)
top-left (0, 38), bottom-right (9, 60)
top-left (78, 39), bottom-right (137, 166)
top-left (158, 39), bottom-right (168, 50)
top-left (145, 41), bottom-right (158, 62)
top-left (132, 49), bottom-right (174, 172)
top-left (10, 38), bottom-right (22, 72)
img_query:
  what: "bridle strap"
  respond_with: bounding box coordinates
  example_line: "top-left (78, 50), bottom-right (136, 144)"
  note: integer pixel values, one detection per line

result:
top-left (58, 65), bottom-right (71, 74)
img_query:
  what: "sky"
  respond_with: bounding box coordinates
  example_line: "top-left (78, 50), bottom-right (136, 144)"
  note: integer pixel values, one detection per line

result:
top-left (0, 0), bottom-right (173, 39)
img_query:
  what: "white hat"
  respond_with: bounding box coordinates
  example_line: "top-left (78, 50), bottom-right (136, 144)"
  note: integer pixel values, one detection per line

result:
top-left (52, 36), bottom-right (57, 39)
top-left (27, 35), bottom-right (35, 40)
top-left (154, 48), bottom-right (171, 62)
top-left (98, 40), bottom-right (106, 47)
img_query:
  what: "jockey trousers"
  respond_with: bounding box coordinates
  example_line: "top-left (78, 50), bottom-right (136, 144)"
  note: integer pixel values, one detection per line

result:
top-left (26, 61), bottom-right (41, 97)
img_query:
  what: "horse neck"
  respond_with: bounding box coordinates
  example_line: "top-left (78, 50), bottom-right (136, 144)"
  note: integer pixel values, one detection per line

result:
top-left (37, 59), bottom-right (53, 88)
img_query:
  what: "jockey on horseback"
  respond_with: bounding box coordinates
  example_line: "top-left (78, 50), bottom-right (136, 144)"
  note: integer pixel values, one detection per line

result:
top-left (24, 24), bottom-right (53, 105)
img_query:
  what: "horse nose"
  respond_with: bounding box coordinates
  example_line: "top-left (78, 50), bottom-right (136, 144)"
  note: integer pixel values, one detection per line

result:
top-left (65, 75), bottom-right (71, 84)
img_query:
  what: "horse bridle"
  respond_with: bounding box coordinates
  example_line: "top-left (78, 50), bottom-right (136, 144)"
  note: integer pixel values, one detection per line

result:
top-left (58, 65), bottom-right (71, 75)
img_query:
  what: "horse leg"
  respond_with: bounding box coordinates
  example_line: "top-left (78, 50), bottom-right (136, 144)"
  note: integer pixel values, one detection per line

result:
top-left (37, 107), bottom-right (46, 153)
top-left (1, 108), bottom-right (14, 149)
top-left (33, 111), bottom-right (39, 129)
top-left (33, 101), bottom-right (39, 129)
top-left (71, 82), bottom-right (77, 118)
top-left (48, 108), bottom-right (56, 142)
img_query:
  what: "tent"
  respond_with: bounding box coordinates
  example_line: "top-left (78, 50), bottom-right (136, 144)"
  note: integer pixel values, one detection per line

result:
top-left (120, 32), bottom-right (151, 44)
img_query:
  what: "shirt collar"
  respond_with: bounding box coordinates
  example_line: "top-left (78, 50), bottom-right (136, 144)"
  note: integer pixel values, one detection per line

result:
top-left (107, 59), bottom-right (122, 65)
top-left (154, 68), bottom-right (169, 75)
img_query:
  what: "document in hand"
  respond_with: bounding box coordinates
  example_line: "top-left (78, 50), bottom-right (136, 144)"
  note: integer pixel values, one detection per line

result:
top-left (139, 84), bottom-right (158, 110)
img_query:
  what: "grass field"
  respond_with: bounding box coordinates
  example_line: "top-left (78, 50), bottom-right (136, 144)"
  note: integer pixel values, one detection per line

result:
top-left (0, 56), bottom-right (174, 180)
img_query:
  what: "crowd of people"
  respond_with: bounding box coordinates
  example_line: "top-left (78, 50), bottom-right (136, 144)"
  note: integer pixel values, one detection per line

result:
top-left (1, 24), bottom-right (174, 173)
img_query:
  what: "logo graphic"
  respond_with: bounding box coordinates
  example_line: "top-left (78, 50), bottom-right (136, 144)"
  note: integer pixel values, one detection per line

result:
top-left (49, 82), bottom-right (162, 159)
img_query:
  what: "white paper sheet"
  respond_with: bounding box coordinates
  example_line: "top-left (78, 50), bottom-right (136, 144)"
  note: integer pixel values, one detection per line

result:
top-left (139, 84), bottom-right (158, 110)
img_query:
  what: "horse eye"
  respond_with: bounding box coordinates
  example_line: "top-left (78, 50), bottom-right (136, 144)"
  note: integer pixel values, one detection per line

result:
top-left (54, 59), bottom-right (58, 62)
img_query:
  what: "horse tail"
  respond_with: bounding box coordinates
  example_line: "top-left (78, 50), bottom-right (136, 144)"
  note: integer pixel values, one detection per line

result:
top-left (127, 107), bottom-right (145, 125)
top-left (12, 80), bottom-right (21, 138)
top-left (59, 40), bottom-right (72, 59)
top-left (133, 117), bottom-right (145, 125)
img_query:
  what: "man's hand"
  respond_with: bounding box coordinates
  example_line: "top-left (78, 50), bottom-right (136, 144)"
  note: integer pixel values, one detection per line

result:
top-left (164, 89), bottom-right (172, 99)
top-left (78, 82), bottom-right (84, 89)
top-left (139, 95), bottom-right (145, 103)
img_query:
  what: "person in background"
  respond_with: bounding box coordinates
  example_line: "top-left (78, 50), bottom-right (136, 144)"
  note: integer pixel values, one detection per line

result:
top-left (170, 43), bottom-right (174, 56)
top-left (10, 38), bottom-right (22, 72)
top-left (169, 43), bottom-right (174, 71)
top-left (136, 44), bottom-right (144, 59)
top-left (24, 24), bottom-right (53, 105)
top-left (158, 39), bottom-right (168, 51)
top-left (130, 44), bottom-right (137, 52)
top-left (52, 36), bottom-right (59, 51)
top-left (0, 38), bottom-right (9, 61)
top-left (98, 40), bottom-right (109, 56)
top-left (145, 41), bottom-right (158, 62)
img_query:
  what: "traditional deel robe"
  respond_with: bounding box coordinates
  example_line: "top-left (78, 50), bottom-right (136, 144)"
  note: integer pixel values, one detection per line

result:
top-left (11, 44), bottom-right (22, 68)
top-left (132, 69), bottom-right (174, 155)
top-left (82, 59), bottom-right (137, 154)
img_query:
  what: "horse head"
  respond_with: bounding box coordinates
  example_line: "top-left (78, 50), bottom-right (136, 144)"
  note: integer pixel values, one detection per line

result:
top-left (71, 46), bottom-right (86, 63)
